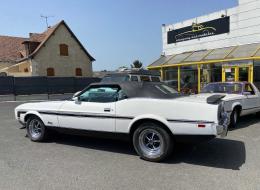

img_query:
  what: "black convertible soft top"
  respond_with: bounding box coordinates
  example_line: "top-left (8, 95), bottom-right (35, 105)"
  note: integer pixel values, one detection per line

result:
top-left (87, 82), bottom-right (180, 99)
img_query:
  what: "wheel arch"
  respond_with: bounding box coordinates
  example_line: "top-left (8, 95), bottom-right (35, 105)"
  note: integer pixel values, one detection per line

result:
top-left (231, 103), bottom-right (242, 114)
top-left (24, 111), bottom-right (43, 123)
top-left (129, 117), bottom-right (173, 139)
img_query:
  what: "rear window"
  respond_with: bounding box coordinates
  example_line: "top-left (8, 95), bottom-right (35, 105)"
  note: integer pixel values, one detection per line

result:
top-left (130, 75), bottom-right (138, 81)
top-left (102, 75), bottom-right (129, 82)
top-left (140, 76), bottom-right (151, 82)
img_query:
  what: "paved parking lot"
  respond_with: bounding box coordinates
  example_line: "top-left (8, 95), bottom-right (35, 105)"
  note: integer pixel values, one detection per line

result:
top-left (0, 101), bottom-right (260, 190)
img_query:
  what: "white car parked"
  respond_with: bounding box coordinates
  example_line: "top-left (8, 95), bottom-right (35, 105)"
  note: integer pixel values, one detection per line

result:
top-left (197, 82), bottom-right (260, 127)
top-left (15, 82), bottom-right (229, 162)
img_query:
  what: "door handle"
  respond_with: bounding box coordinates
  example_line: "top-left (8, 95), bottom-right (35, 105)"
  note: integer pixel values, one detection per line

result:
top-left (104, 108), bottom-right (111, 112)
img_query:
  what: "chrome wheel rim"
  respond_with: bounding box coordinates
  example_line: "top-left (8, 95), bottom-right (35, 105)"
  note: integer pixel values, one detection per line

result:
top-left (139, 129), bottom-right (163, 158)
top-left (29, 119), bottom-right (42, 139)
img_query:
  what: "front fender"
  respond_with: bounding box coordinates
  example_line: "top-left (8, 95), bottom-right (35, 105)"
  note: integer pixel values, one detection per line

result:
top-left (21, 111), bottom-right (44, 124)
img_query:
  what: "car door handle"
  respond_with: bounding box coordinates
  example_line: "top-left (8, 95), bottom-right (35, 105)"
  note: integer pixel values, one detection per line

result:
top-left (104, 108), bottom-right (111, 112)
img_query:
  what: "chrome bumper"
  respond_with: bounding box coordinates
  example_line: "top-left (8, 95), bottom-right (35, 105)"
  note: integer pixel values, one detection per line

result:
top-left (217, 112), bottom-right (230, 137)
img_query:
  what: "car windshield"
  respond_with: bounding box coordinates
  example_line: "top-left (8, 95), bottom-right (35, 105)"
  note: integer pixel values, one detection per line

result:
top-left (201, 83), bottom-right (243, 94)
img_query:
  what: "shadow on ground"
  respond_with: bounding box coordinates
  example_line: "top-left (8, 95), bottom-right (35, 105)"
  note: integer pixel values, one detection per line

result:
top-left (167, 139), bottom-right (245, 170)
top-left (49, 132), bottom-right (245, 170)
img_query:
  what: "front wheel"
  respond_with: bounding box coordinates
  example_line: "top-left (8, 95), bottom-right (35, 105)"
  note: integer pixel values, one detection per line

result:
top-left (133, 122), bottom-right (173, 162)
top-left (229, 108), bottom-right (239, 128)
top-left (26, 116), bottom-right (48, 142)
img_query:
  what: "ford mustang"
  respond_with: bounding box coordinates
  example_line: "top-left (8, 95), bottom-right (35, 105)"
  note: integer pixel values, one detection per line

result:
top-left (15, 82), bottom-right (229, 162)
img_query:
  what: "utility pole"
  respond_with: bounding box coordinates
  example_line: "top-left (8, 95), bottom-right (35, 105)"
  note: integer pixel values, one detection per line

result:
top-left (40, 15), bottom-right (54, 28)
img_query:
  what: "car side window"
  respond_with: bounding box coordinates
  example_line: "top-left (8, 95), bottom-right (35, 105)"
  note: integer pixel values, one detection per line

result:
top-left (151, 76), bottom-right (160, 82)
top-left (79, 86), bottom-right (120, 103)
top-left (244, 84), bottom-right (255, 95)
top-left (140, 75), bottom-right (151, 82)
top-left (130, 75), bottom-right (138, 82)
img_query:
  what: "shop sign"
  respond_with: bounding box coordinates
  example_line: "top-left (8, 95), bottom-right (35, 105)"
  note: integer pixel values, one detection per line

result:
top-left (225, 68), bottom-right (231, 73)
top-left (223, 61), bottom-right (253, 67)
top-left (167, 17), bottom-right (230, 44)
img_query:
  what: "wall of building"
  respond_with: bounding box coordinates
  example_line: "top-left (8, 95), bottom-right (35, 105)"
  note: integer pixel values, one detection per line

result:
top-left (0, 62), bottom-right (14, 70)
top-left (32, 24), bottom-right (93, 77)
top-left (163, 0), bottom-right (260, 55)
top-left (0, 60), bottom-right (32, 77)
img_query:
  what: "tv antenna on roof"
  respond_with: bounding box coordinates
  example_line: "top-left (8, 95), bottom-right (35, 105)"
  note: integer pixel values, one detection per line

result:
top-left (40, 15), bottom-right (54, 29)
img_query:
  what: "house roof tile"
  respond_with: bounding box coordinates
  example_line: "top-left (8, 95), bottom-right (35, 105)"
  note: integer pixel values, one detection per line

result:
top-left (0, 36), bottom-right (28, 62)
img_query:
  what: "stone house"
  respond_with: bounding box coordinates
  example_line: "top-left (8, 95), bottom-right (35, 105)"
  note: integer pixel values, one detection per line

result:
top-left (0, 20), bottom-right (95, 77)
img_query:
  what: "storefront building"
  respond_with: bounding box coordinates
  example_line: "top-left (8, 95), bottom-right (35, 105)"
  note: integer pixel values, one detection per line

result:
top-left (148, 0), bottom-right (260, 93)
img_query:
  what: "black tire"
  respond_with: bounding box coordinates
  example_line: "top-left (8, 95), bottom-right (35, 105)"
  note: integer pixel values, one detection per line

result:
top-left (133, 122), bottom-right (174, 162)
top-left (229, 108), bottom-right (240, 128)
top-left (26, 116), bottom-right (48, 142)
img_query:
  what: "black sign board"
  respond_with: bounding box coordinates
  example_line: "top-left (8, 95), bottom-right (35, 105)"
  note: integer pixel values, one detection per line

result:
top-left (167, 16), bottom-right (230, 44)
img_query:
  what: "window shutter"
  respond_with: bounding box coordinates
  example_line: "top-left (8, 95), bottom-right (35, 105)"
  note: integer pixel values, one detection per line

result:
top-left (60, 44), bottom-right (69, 56)
top-left (47, 68), bottom-right (55, 76)
top-left (76, 68), bottom-right (82, 76)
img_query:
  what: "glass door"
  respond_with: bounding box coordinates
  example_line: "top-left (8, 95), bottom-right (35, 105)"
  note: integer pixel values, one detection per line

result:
top-left (239, 67), bottom-right (249, 82)
top-left (222, 66), bottom-right (236, 82)
top-left (222, 65), bottom-right (253, 83)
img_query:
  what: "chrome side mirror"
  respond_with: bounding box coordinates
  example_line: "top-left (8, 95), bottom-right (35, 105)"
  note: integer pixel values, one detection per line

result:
top-left (74, 96), bottom-right (81, 104)
top-left (73, 91), bottom-right (81, 98)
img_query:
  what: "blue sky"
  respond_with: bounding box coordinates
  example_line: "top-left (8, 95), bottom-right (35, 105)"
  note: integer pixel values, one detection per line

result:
top-left (0, 0), bottom-right (237, 71)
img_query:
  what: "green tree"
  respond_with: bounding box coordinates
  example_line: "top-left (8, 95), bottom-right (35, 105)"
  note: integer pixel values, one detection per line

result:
top-left (131, 60), bottom-right (143, 69)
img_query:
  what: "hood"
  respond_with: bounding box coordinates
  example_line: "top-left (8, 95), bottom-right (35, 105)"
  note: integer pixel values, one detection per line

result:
top-left (15, 101), bottom-right (65, 112)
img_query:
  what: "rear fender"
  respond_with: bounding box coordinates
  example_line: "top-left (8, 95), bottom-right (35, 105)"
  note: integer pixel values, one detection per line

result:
top-left (231, 102), bottom-right (242, 111)
top-left (128, 114), bottom-right (170, 133)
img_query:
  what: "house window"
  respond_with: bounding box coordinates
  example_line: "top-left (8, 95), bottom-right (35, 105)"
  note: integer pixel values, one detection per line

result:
top-left (47, 68), bottom-right (55, 76)
top-left (59, 44), bottom-right (69, 56)
top-left (76, 68), bottom-right (82, 76)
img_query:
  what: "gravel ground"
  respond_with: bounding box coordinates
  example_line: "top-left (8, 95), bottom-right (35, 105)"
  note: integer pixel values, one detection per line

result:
top-left (0, 101), bottom-right (260, 190)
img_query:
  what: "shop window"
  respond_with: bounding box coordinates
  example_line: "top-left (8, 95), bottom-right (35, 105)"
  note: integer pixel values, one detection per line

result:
top-left (254, 61), bottom-right (260, 89)
top-left (201, 64), bottom-right (222, 86)
top-left (59, 44), bottom-right (69, 56)
top-left (47, 68), bottom-right (55, 76)
top-left (180, 66), bottom-right (198, 94)
top-left (164, 68), bottom-right (179, 90)
top-left (75, 68), bottom-right (82, 76)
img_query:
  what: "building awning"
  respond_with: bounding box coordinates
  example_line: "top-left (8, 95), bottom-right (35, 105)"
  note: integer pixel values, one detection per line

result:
top-left (148, 43), bottom-right (260, 69)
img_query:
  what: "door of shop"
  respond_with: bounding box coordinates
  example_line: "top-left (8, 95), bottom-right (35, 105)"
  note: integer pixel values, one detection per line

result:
top-left (222, 65), bottom-right (253, 83)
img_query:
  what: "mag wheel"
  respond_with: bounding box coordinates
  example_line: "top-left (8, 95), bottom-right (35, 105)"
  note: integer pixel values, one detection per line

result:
top-left (229, 108), bottom-right (239, 128)
top-left (26, 116), bottom-right (47, 142)
top-left (133, 122), bottom-right (173, 162)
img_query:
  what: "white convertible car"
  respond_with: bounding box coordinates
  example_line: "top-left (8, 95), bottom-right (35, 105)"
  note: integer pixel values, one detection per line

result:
top-left (15, 82), bottom-right (229, 162)
top-left (198, 82), bottom-right (260, 127)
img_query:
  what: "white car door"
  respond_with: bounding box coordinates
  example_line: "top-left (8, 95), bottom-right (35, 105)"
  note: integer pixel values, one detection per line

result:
top-left (57, 85), bottom-right (119, 132)
top-left (242, 83), bottom-right (260, 114)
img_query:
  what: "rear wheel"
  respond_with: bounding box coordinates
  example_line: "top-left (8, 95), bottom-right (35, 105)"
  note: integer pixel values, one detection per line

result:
top-left (26, 116), bottom-right (48, 142)
top-left (133, 122), bottom-right (173, 162)
top-left (229, 108), bottom-right (240, 128)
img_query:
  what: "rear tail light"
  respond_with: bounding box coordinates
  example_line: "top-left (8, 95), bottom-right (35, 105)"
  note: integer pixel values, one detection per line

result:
top-left (198, 124), bottom-right (206, 128)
